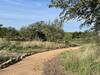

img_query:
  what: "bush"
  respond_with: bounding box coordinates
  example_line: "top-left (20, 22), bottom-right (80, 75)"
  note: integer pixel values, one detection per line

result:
top-left (0, 56), bottom-right (10, 64)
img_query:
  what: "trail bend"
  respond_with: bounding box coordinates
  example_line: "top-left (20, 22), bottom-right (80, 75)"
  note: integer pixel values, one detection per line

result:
top-left (0, 47), bottom-right (80, 75)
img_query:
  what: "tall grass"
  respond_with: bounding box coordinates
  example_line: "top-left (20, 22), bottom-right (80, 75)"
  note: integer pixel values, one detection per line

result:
top-left (0, 39), bottom-right (67, 53)
top-left (43, 44), bottom-right (100, 75)
top-left (60, 44), bottom-right (100, 75)
top-left (19, 41), bottom-right (66, 49)
top-left (0, 39), bottom-right (67, 64)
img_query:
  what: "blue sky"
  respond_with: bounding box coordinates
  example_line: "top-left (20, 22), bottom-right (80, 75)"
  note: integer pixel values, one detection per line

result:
top-left (0, 0), bottom-right (83, 32)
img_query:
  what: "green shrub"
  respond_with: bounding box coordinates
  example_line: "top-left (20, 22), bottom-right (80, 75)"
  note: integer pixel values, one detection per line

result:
top-left (0, 56), bottom-right (10, 64)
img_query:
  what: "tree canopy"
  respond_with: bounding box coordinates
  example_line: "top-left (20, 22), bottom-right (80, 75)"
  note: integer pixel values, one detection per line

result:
top-left (0, 20), bottom-right (64, 42)
top-left (49, 0), bottom-right (100, 32)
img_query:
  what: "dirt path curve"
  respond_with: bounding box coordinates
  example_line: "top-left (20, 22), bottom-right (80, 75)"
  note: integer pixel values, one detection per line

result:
top-left (0, 47), bottom-right (80, 75)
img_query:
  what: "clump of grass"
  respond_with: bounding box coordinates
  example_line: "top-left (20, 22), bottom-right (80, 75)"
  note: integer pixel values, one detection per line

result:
top-left (60, 44), bottom-right (100, 75)
top-left (0, 56), bottom-right (10, 64)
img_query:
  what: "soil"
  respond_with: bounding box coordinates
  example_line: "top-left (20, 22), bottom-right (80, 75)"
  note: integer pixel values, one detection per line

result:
top-left (0, 47), bottom-right (79, 75)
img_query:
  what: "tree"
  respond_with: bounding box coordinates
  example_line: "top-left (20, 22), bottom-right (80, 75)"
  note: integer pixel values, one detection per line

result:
top-left (49, 0), bottom-right (100, 32)
top-left (28, 20), bottom-right (64, 42)
top-left (72, 32), bottom-right (82, 39)
top-left (49, 19), bottom-right (64, 42)
top-left (0, 25), bottom-right (8, 38)
top-left (0, 21), bottom-right (64, 42)
top-left (0, 24), bottom-right (3, 28)
top-left (0, 24), bottom-right (3, 38)
top-left (19, 26), bottom-right (34, 41)
top-left (6, 27), bottom-right (19, 40)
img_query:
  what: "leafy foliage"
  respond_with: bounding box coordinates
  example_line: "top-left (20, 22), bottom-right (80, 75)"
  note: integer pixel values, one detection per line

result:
top-left (0, 56), bottom-right (10, 64)
top-left (49, 0), bottom-right (100, 31)
top-left (0, 20), bottom-right (64, 42)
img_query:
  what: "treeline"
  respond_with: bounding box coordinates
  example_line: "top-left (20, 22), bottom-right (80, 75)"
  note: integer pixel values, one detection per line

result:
top-left (0, 20), bottom-right (93, 43)
top-left (64, 32), bottom-right (85, 40)
top-left (0, 20), bottom-right (64, 42)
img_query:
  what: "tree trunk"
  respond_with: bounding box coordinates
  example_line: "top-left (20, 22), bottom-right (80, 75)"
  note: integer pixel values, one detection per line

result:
top-left (94, 16), bottom-right (100, 36)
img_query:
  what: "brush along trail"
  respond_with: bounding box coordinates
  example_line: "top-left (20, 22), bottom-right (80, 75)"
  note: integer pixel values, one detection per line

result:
top-left (0, 47), bottom-right (79, 75)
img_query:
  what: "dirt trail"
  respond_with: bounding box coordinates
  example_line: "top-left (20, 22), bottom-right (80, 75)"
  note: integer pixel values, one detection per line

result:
top-left (0, 47), bottom-right (79, 75)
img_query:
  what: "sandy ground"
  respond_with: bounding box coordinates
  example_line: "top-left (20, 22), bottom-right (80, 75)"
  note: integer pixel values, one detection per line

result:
top-left (0, 47), bottom-right (79, 75)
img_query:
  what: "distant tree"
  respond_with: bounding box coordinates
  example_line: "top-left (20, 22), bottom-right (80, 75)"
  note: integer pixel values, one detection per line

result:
top-left (0, 24), bottom-right (3, 38)
top-left (48, 19), bottom-right (64, 42)
top-left (0, 21), bottom-right (64, 42)
top-left (35, 29), bottom-right (47, 41)
top-left (19, 26), bottom-right (34, 41)
top-left (6, 27), bottom-right (19, 40)
top-left (0, 25), bottom-right (8, 38)
top-left (72, 32), bottom-right (82, 39)
top-left (0, 24), bottom-right (3, 28)
top-left (27, 20), bottom-right (64, 42)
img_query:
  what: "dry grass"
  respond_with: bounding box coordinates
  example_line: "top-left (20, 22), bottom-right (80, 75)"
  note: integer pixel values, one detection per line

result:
top-left (0, 39), bottom-right (67, 52)
top-left (0, 38), bottom-right (6, 43)
top-left (43, 44), bottom-right (100, 75)
top-left (60, 44), bottom-right (100, 75)
top-left (0, 39), bottom-right (67, 63)
top-left (20, 40), bottom-right (66, 49)
top-left (0, 38), bottom-right (66, 50)
top-left (43, 57), bottom-right (67, 75)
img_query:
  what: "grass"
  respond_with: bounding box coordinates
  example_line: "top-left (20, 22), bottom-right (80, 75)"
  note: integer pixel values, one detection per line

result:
top-left (0, 56), bottom-right (10, 64)
top-left (0, 39), bottom-right (67, 64)
top-left (0, 40), bottom-right (66, 53)
top-left (43, 44), bottom-right (100, 75)
top-left (60, 44), bottom-right (100, 75)
top-left (43, 57), bottom-right (67, 75)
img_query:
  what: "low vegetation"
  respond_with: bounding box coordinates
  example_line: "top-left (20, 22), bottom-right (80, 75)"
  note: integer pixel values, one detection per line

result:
top-left (61, 44), bottom-right (100, 75)
top-left (43, 57), bottom-right (67, 75)
top-left (43, 44), bottom-right (100, 75)
top-left (0, 39), bottom-right (67, 51)
top-left (0, 39), bottom-right (67, 63)
top-left (0, 56), bottom-right (10, 64)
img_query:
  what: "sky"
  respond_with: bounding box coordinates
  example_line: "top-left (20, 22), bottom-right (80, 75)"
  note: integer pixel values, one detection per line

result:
top-left (0, 0), bottom-right (83, 32)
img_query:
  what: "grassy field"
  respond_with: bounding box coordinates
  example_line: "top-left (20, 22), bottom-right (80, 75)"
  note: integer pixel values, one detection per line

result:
top-left (43, 44), bottom-right (100, 75)
top-left (0, 40), bottom-right (66, 52)
top-left (0, 38), bottom-right (68, 64)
